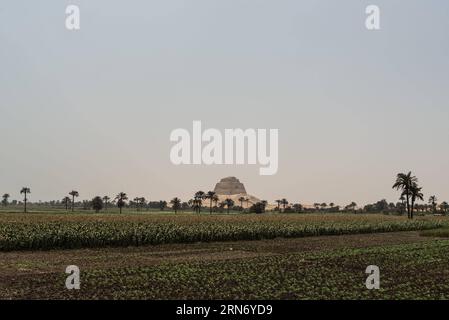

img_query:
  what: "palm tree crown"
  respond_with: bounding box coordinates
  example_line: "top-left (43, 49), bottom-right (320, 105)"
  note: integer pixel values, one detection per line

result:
top-left (224, 198), bottom-right (234, 214)
top-left (170, 197), bottom-right (182, 214)
top-left (20, 187), bottom-right (31, 213)
top-left (392, 171), bottom-right (418, 219)
top-left (115, 192), bottom-right (128, 214)
top-left (205, 191), bottom-right (216, 214)
top-left (69, 190), bottom-right (79, 212)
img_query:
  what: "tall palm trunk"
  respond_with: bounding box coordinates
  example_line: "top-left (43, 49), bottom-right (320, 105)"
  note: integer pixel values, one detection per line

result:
top-left (24, 193), bottom-right (27, 213)
top-left (406, 192), bottom-right (410, 219)
top-left (72, 195), bottom-right (75, 212)
top-left (210, 199), bottom-right (213, 214)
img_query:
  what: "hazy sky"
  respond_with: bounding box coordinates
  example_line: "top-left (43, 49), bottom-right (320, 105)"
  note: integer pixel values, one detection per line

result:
top-left (1, 1), bottom-right (448, 205)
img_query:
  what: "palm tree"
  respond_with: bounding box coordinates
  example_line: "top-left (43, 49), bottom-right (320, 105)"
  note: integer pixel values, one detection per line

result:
top-left (62, 196), bottom-right (71, 210)
top-left (170, 197), bottom-right (181, 214)
top-left (139, 197), bottom-right (147, 211)
top-left (212, 194), bottom-right (219, 210)
top-left (133, 197), bottom-right (141, 211)
top-left (224, 198), bottom-right (234, 214)
top-left (292, 203), bottom-right (303, 213)
top-left (205, 191), bottom-right (216, 214)
top-left (194, 191), bottom-right (205, 214)
top-left (188, 199), bottom-right (195, 212)
top-left (344, 202), bottom-right (357, 213)
top-left (439, 201), bottom-right (449, 215)
top-left (245, 198), bottom-right (250, 210)
top-left (115, 192), bottom-right (128, 214)
top-left (399, 194), bottom-right (406, 215)
top-left (69, 190), bottom-right (79, 212)
top-left (281, 198), bottom-right (288, 212)
top-left (238, 196), bottom-right (245, 211)
top-left (91, 196), bottom-right (104, 213)
top-left (275, 200), bottom-right (281, 212)
top-left (320, 203), bottom-right (327, 211)
top-left (260, 200), bottom-right (268, 213)
top-left (409, 183), bottom-right (423, 219)
top-left (102, 196), bottom-right (110, 211)
top-left (20, 187), bottom-right (31, 213)
top-left (429, 195), bottom-right (438, 215)
top-left (392, 172), bottom-right (418, 219)
top-left (2, 193), bottom-right (10, 206)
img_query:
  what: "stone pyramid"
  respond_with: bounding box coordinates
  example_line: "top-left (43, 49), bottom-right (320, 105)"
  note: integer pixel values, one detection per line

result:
top-left (214, 177), bottom-right (247, 195)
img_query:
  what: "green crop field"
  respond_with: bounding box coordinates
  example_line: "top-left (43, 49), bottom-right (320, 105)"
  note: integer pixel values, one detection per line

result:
top-left (0, 212), bottom-right (447, 251)
top-left (1, 212), bottom-right (448, 299)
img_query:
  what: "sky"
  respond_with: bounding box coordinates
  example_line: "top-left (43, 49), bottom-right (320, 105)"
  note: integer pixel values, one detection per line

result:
top-left (1, 0), bottom-right (448, 205)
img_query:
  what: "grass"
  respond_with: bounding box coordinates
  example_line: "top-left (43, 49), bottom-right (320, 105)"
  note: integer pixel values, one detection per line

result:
top-left (421, 228), bottom-right (449, 238)
top-left (0, 212), bottom-right (448, 251)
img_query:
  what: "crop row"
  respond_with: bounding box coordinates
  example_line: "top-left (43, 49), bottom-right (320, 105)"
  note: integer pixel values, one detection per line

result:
top-left (0, 216), bottom-right (448, 251)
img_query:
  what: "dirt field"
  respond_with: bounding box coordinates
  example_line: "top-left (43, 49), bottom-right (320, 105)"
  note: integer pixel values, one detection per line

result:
top-left (1, 231), bottom-right (447, 299)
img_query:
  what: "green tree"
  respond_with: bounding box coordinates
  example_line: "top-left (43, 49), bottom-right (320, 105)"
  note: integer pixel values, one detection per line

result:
top-left (139, 197), bottom-right (147, 211)
top-left (238, 196), bottom-right (245, 211)
top-left (102, 196), bottom-right (110, 211)
top-left (205, 191), bottom-right (216, 214)
top-left (439, 201), bottom-right (449, 215)
top-left (159, 200), bottom-right (167, 211)
top-left (392, 172), bottom-right (418, 219)
top-left (170, 197), bottom-right (181, 214)
top-left (62, 196), bottom-right (71, 211)
top-left (293, 203), bottom-right (303, 213)
top-left (133, 197), bottom-right (140, 211)
top-left (212, 194), bottom-right (219, 209)
top-left (281, 198), bottom-right (289, 212)
top-left (2, 194), bottom-right (10, 206)
top-left (194, 191), bottom-right (205, 214)
top-left (399, 195), bottom-right (406, 215)
top-left (115, 192), bottom-right (128, 214)
top-left (408, 183), bottom-right (423, 219)
top-left (245, 198), bottom-right (250, 210)
top-left (92, 196), bottom-right (104, 213)
top-left (260, 200), bottom-right (268, 212)
top-left (224, 198), bottom-right (234, 214)
top-left (320, 203), bottom-right (327, 211)
top-left (275, 199), bottom-right (281, 212)
top-left (20, 187), bottom-right (31, 213)
top-left (69, 190), bottom-right (79, 212)
top-left (429, 195), bottom-right (438, 214)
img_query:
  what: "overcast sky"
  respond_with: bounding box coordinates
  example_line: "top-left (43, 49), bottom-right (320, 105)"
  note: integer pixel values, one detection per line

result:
top-left (1, 0), bottom-right (448, 205)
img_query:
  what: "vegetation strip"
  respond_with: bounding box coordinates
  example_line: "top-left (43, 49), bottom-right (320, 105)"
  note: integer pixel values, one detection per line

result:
top-left (0, 214), bottom-right (447, 251)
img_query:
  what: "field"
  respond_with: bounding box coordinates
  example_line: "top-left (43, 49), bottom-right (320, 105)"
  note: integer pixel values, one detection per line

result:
top-left (1, 212), bottom-right (449, 299)
top-left (0, 212), bottom-right (447, 251)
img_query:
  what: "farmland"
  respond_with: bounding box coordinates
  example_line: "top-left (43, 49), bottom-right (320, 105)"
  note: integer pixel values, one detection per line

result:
top-left (0, 212), bottom-right (447, 251)
top-left (1, 212), bottom-right (449, 299)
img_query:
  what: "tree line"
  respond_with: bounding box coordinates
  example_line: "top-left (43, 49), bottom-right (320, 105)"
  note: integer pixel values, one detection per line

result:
top-left (1, 172), bottom-right (447, 216)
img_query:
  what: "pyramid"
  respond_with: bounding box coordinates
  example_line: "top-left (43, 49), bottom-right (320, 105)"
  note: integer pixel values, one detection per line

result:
top-left (214, 177), bottom-right (247, 195)
top-left (213, 177), bottom-right (261, 206)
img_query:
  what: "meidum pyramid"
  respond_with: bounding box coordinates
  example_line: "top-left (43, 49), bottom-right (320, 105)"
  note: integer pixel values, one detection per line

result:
top-left (213, 177), bottom-right (260, 206)
top-left (213, 177), bottom-right (247, 195)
